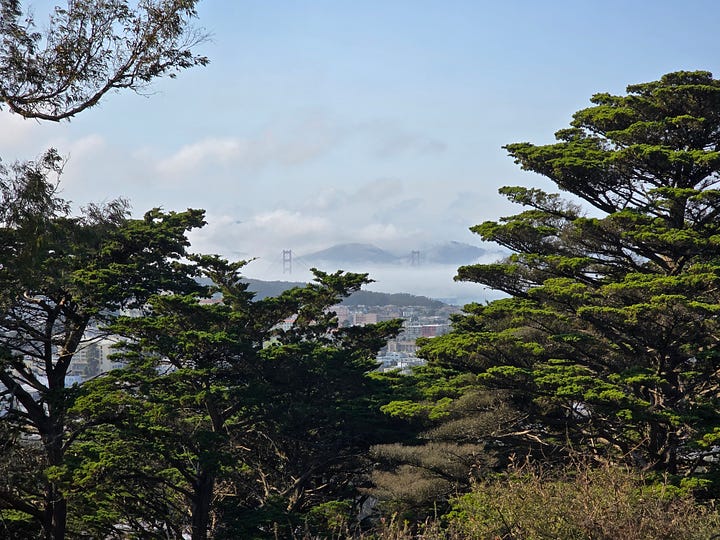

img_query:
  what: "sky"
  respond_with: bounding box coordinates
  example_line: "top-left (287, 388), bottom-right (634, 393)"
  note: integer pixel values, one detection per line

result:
top-left (3, 1), bottom-right (720, 302)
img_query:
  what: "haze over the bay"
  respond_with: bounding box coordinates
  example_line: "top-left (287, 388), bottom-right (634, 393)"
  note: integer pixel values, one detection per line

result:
top-left (4, 1), bottom-right (720, 300)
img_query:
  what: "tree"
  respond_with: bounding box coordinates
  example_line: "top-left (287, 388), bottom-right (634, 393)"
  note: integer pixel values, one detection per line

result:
top-left (385, 72), bottom-right (720, 496)
top-left (0, 2), bottom-right (207, 536)
top-left (0, 156), bottom-right (206, 537)
top-left (64, 260), bottom-right (402, 539)
top-left (0, 0), bottom-right (208, 121)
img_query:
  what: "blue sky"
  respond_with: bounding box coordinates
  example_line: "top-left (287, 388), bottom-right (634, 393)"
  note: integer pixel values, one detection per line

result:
top-left (3, 1), bottom-right (720, 301)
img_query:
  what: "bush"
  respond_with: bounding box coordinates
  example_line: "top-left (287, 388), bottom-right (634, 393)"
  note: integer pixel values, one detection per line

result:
top-left (296, 463), bottom-right (720, 539)
top-left (444, 461), bottom-right (720, 540)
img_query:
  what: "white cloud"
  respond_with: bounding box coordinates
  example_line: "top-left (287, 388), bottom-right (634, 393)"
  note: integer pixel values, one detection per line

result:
top-left (63, 134), bottom-right (106, 159)
top-left (352, 177), bottom-right (404, 201)
top-left (0, 110), bottom-right (69, 160)
top-left (153, 114), bottom-right (448, 180)
top-left (156, 137), bottom-right (241, 174)
top-left (301, 186), bottom-right (345, 212)
top-left (188, 209), bottom-right (332, 261)
top-left (356, 222), bottom-right (402, 242)
top-left (0, 111), bottom-right (41, 146)
top-left (251, 209), bottom-right (329, 235)
top-left (155, 116), bottom-right (343, 176)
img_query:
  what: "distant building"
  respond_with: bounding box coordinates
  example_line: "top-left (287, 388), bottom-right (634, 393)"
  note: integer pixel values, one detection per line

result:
top-left (68, 337), bottom-right (124, 379)
top-left (333, 305), bottom-right (352, 326)
top-left (376, 352), bottom-right (424, 374)
top-left (274, 315), bottom-right (297, 332)
top-left (421, 324), bottom-right (448, 338)
top-left (353, 312), bottom-right (378, 326)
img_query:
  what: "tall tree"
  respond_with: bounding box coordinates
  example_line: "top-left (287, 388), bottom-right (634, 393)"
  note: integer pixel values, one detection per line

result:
top-left (0, 0), bottom-right (207, 121)
top-left (66, 260), bottom-right (402, 539)
top-left (0, 152), bottom-right (206, 538)
top-left (0, 2), bottom-right (206, 535)
top-left (400, 71), bottom-right (720, 488)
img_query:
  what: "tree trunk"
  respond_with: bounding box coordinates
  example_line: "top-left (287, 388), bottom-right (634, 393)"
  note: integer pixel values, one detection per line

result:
top-left (43, 420), bottom-right (68, 540)
top-left (190, 471), bottom-right (215, 540)
top-left (40, 455), bottom-right (67, 540)
top-left (43, 491), bottom-right (66, 540)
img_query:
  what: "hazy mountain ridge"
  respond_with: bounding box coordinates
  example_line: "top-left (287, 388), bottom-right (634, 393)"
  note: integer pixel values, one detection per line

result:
top-left (298, 241), bottom-right (488, 266)
top-left (243, 278), bottom-right (447, 308)
top-left (300, 243), bottom-right (400, 265)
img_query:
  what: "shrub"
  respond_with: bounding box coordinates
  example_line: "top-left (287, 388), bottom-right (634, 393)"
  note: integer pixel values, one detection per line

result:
top-left (444, 461), bottom-right (720, 540)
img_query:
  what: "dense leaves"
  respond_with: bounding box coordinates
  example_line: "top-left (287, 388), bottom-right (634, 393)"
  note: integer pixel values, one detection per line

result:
top-left (0, 3), bottom-right (207, 535)
top-left (64, 262), bottom-right (402, 539)
top-left (395, 72), bottom-right (720, 491)
top-left (0, 169), bottom-right (205, 538)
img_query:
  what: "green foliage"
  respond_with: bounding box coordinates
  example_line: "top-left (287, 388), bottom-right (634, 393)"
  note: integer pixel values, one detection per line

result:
top-left (419, 71), bottom-right (720, 477)
top-left (0, 509), bottom-right (43, 539)
top-left (370, 385), bottom-right (527, 520)
top-left (66, 262), bottom-right (402, 538)
top-left (445, 462), bottom-right (720, 540)
top-left (0, 4), bottom-right (209, 535)
top-left (0, 148), bottom-right (404, 539)
top-left (0, 162), bottom-right (205, 538)
top-left (303, 500), bottom-right (354, 537)
top-left (368, 72), bottom-right (720, 529)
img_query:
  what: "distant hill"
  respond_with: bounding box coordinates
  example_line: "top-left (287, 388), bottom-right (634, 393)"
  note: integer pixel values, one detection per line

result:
top-left (300, 243), bottom-right (400, 265)
top-left (243, 279), bottom-right (303, 299)
top-left (423, 241), bottom-right (487, 264)
top-left (299, 241), bottom-right (487, 266)
top-left (341, 290), bottom-right (445, 308)
top-left (243, 278), bottom-right (446, 308)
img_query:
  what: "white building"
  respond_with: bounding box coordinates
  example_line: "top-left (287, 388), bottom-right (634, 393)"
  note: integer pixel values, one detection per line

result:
top-left (68, 337), bottom-right (125, 380)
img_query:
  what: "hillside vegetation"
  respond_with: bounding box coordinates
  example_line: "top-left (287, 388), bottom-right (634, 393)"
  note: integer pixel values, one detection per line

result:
top-left (0, 6), bottom-right (719, 536)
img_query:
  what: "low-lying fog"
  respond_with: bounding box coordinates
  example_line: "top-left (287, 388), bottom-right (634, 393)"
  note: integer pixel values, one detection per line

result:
top-left (242, 259), bottom-right (507, 306)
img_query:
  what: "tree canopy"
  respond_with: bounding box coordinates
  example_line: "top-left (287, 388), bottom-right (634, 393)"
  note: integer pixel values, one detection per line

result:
top-left (376, 71), bottom-right (720, 514)
top-left (65, 261), bottom-right (402, 539)
top-left (3, 9), bottom-right (720, 535)
top-left (0, 1), bottom-right (209, 537)
top-left (0, 166), bottom-right (206, 537)
top-left (0, 0), bottom-right (208, 121)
